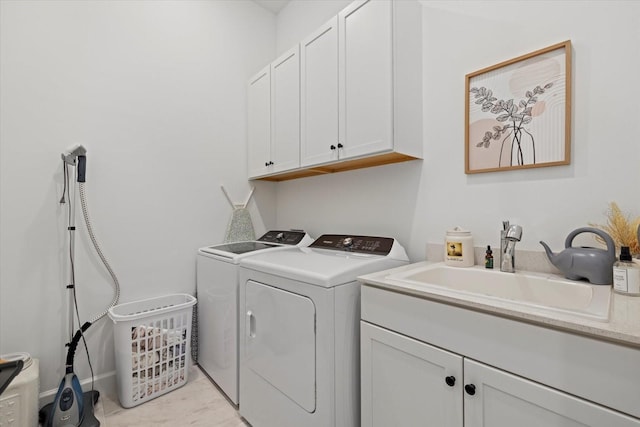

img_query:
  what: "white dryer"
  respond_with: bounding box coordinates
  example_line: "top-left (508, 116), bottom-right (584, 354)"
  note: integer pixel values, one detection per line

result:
top-left (196, 230), bottom-right (313, 405)
top-left (238, 234), bottom-right (409, 427)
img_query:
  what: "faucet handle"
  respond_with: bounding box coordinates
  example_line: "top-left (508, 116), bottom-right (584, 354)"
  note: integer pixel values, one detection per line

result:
top-left (502, 220), bottom-right (510, 231)
top-left (506, 225), bottom-right (522, 241)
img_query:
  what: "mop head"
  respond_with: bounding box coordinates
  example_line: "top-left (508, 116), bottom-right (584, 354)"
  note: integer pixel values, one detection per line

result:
top-left (39, 390), bottom-right (100, 427)
top-left (224, 207), bottom-right (255, 243)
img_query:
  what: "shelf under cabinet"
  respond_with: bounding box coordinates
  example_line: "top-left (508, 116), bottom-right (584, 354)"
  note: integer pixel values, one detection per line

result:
top-left (251, 151), bottom-right (420, 182)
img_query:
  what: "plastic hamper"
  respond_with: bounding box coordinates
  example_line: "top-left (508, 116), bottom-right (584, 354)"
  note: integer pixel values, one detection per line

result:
top-left (108, 294), bottom-right (197, 408)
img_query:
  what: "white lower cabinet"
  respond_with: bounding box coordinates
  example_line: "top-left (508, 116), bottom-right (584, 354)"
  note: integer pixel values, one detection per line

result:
top-left (464, 359), bottom-right (639, 427)
top-left (361, 321), bottom-right (640, 427)
top-left (361, 322), bottom-right (463, 427)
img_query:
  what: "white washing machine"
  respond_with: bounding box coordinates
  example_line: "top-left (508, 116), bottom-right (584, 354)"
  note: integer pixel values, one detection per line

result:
top-left (196, 230), bottom-right (313, 405)
top-left (238, 234), bottom-right (409, 427)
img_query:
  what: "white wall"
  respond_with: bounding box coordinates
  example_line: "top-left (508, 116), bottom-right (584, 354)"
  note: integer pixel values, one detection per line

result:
top-left (0, 0), bottom-right (277, 393)
top-left (275, 0), bottom-right (352, 55)
top-left (275, 0), bottom-right (640, 262)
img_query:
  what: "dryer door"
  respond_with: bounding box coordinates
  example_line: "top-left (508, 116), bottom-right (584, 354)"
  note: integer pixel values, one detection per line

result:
top-left (245, 280), bottom-right (316, 412)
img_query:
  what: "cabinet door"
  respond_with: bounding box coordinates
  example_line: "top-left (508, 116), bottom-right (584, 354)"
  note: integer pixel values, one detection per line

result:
top-left (270, 46), bottom-right (300, 173)
top-left (247, 66), bottom-right (271, 178)
top-left (361, 322), bottom-right (463, 427)
top-left (338, 0), bottom-right (393, 160)
top-left (464, 359), bottom-right (640, 427)
top-left (300, 17), bottom-right (339, 167)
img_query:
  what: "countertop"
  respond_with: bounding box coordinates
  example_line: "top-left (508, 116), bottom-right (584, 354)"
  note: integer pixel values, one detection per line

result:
top-left (359, 261), bottom-right (640, 348)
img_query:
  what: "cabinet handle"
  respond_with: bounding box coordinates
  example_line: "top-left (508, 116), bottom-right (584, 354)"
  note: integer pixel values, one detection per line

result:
top-left (270, 161), bottom-right (274, 165)
top-left (445, 376), bottom-right (456, 387)
top-left (337, 143), bottom-right (344, 149)
top-left (330, 145), bottom-right (336, 150)
top-left (265, 162), bottom-right (269, 167)
top-left (464, 384), bottom-right (476, 396)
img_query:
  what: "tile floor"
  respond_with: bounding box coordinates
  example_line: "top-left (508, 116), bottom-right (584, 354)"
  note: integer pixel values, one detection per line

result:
top-left (94, 365), bottom-right (248, 426)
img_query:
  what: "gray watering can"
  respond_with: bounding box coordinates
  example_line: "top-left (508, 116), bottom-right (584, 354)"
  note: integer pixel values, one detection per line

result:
top-left (539, 227), bottom-right (616, 285)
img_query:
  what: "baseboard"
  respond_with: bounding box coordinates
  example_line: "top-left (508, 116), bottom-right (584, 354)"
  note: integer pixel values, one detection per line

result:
top-left (39, 370), bottom-right (117, 408)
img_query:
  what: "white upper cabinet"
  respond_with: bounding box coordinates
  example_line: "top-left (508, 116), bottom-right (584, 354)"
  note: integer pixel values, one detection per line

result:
top-left (247, 66), bottom-right (271, 178)
top-left (270, 46), bottom-right (301, 174)
top-left (338, 0), bottom-right (394, 160)
top-left (250, 0), bottom-right (422, 181)
top-left (247, 47), bottom-right (300, 179)
top-left (300, 17), bottom-right (340, 167)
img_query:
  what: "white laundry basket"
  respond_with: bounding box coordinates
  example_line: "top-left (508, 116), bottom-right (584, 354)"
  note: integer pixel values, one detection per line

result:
top-left (108, 294), bottom-right (197, 408)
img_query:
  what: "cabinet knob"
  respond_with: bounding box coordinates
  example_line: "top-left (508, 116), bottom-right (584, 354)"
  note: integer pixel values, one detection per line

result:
top-left (445, 376), bottom-right (456, 387)
top-left (330, 145), bottom-right (336, 150)
top-left (265, 162), bottom-right (269, 167)
top-left (464, 384), bottom-right (476, 396)
top-left (337, 143), bottom-right (344, 149)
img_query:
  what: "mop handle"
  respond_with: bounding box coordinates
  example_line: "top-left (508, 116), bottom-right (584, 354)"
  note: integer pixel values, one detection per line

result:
top-left (243, 187), bottom-right (255, 208)
top-left (220, 185), bottom-right (235, 208)
top-left (221, 185), bottom-right (255, 208)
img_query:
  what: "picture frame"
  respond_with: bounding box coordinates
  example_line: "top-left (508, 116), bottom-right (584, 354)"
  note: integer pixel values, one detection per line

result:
top-left (465, 40), bottom-right (571, 174)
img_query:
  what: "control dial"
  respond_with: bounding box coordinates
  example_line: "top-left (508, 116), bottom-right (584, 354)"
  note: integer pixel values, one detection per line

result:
top-left (342, 237), bottom-right (353, 248)
top-left (276, 232), bottom-right (285, 242)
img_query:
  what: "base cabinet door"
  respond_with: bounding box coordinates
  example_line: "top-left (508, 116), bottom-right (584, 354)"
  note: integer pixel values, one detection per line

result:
top-left (361, 322), bottom-right (463, 427)
top-left (362, 322), bottom-right (640, 427)
top-left (464, 359), bottom-right (640, 427)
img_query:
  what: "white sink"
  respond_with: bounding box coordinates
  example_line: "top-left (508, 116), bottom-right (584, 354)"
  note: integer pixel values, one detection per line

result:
top-left (385, 263), bottom-right (611, 321)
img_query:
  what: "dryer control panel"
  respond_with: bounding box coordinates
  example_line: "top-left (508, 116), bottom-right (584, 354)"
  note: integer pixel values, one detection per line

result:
top-left (309, 235), bottom-right (394, 255)
top-left (258, 230), bottom-right (308, 245)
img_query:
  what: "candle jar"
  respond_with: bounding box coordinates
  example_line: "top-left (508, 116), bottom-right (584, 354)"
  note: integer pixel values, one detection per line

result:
top-left (444, 227), bottom-right (474, 267)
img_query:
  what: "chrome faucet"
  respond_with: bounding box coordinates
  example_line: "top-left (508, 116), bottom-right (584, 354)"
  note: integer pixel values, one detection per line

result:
top-left (500, 221), bottom-right (522, 273)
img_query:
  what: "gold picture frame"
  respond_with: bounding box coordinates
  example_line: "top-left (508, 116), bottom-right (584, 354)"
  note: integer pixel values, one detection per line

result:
top-left (465, 40), bottom-right (571, 174)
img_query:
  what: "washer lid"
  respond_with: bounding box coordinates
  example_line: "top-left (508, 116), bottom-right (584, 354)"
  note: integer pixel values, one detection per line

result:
top-left (198, 230), bottom-right (313, 260)
top-left (201, 241), bottom-right (281, 257)
top-left (240, 246), bottom-right (409, 287)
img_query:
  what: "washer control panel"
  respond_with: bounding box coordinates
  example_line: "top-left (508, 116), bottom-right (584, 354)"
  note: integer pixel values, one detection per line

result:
top-left (309, 234), bottom-right (394, 255)
top-left (257, 230), bottom-right (308, 245)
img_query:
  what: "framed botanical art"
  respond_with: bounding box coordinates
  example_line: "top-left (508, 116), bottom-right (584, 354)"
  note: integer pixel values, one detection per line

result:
top-left (465, 40), bottom-right (571, 174)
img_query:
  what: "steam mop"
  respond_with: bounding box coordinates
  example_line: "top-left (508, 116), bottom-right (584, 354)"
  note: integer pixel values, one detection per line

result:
top-left (44, 324), bottom-right (99, 427)
top-left (40, 145), bottom-right (120, 427)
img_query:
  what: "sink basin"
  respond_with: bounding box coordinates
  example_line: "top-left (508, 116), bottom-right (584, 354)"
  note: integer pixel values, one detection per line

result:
top-left (385, 263), bottom-right (611, 321)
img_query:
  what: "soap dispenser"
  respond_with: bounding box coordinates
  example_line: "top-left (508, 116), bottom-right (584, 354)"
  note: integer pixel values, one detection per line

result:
top-left (613, 246), bottom-right (640, 296)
